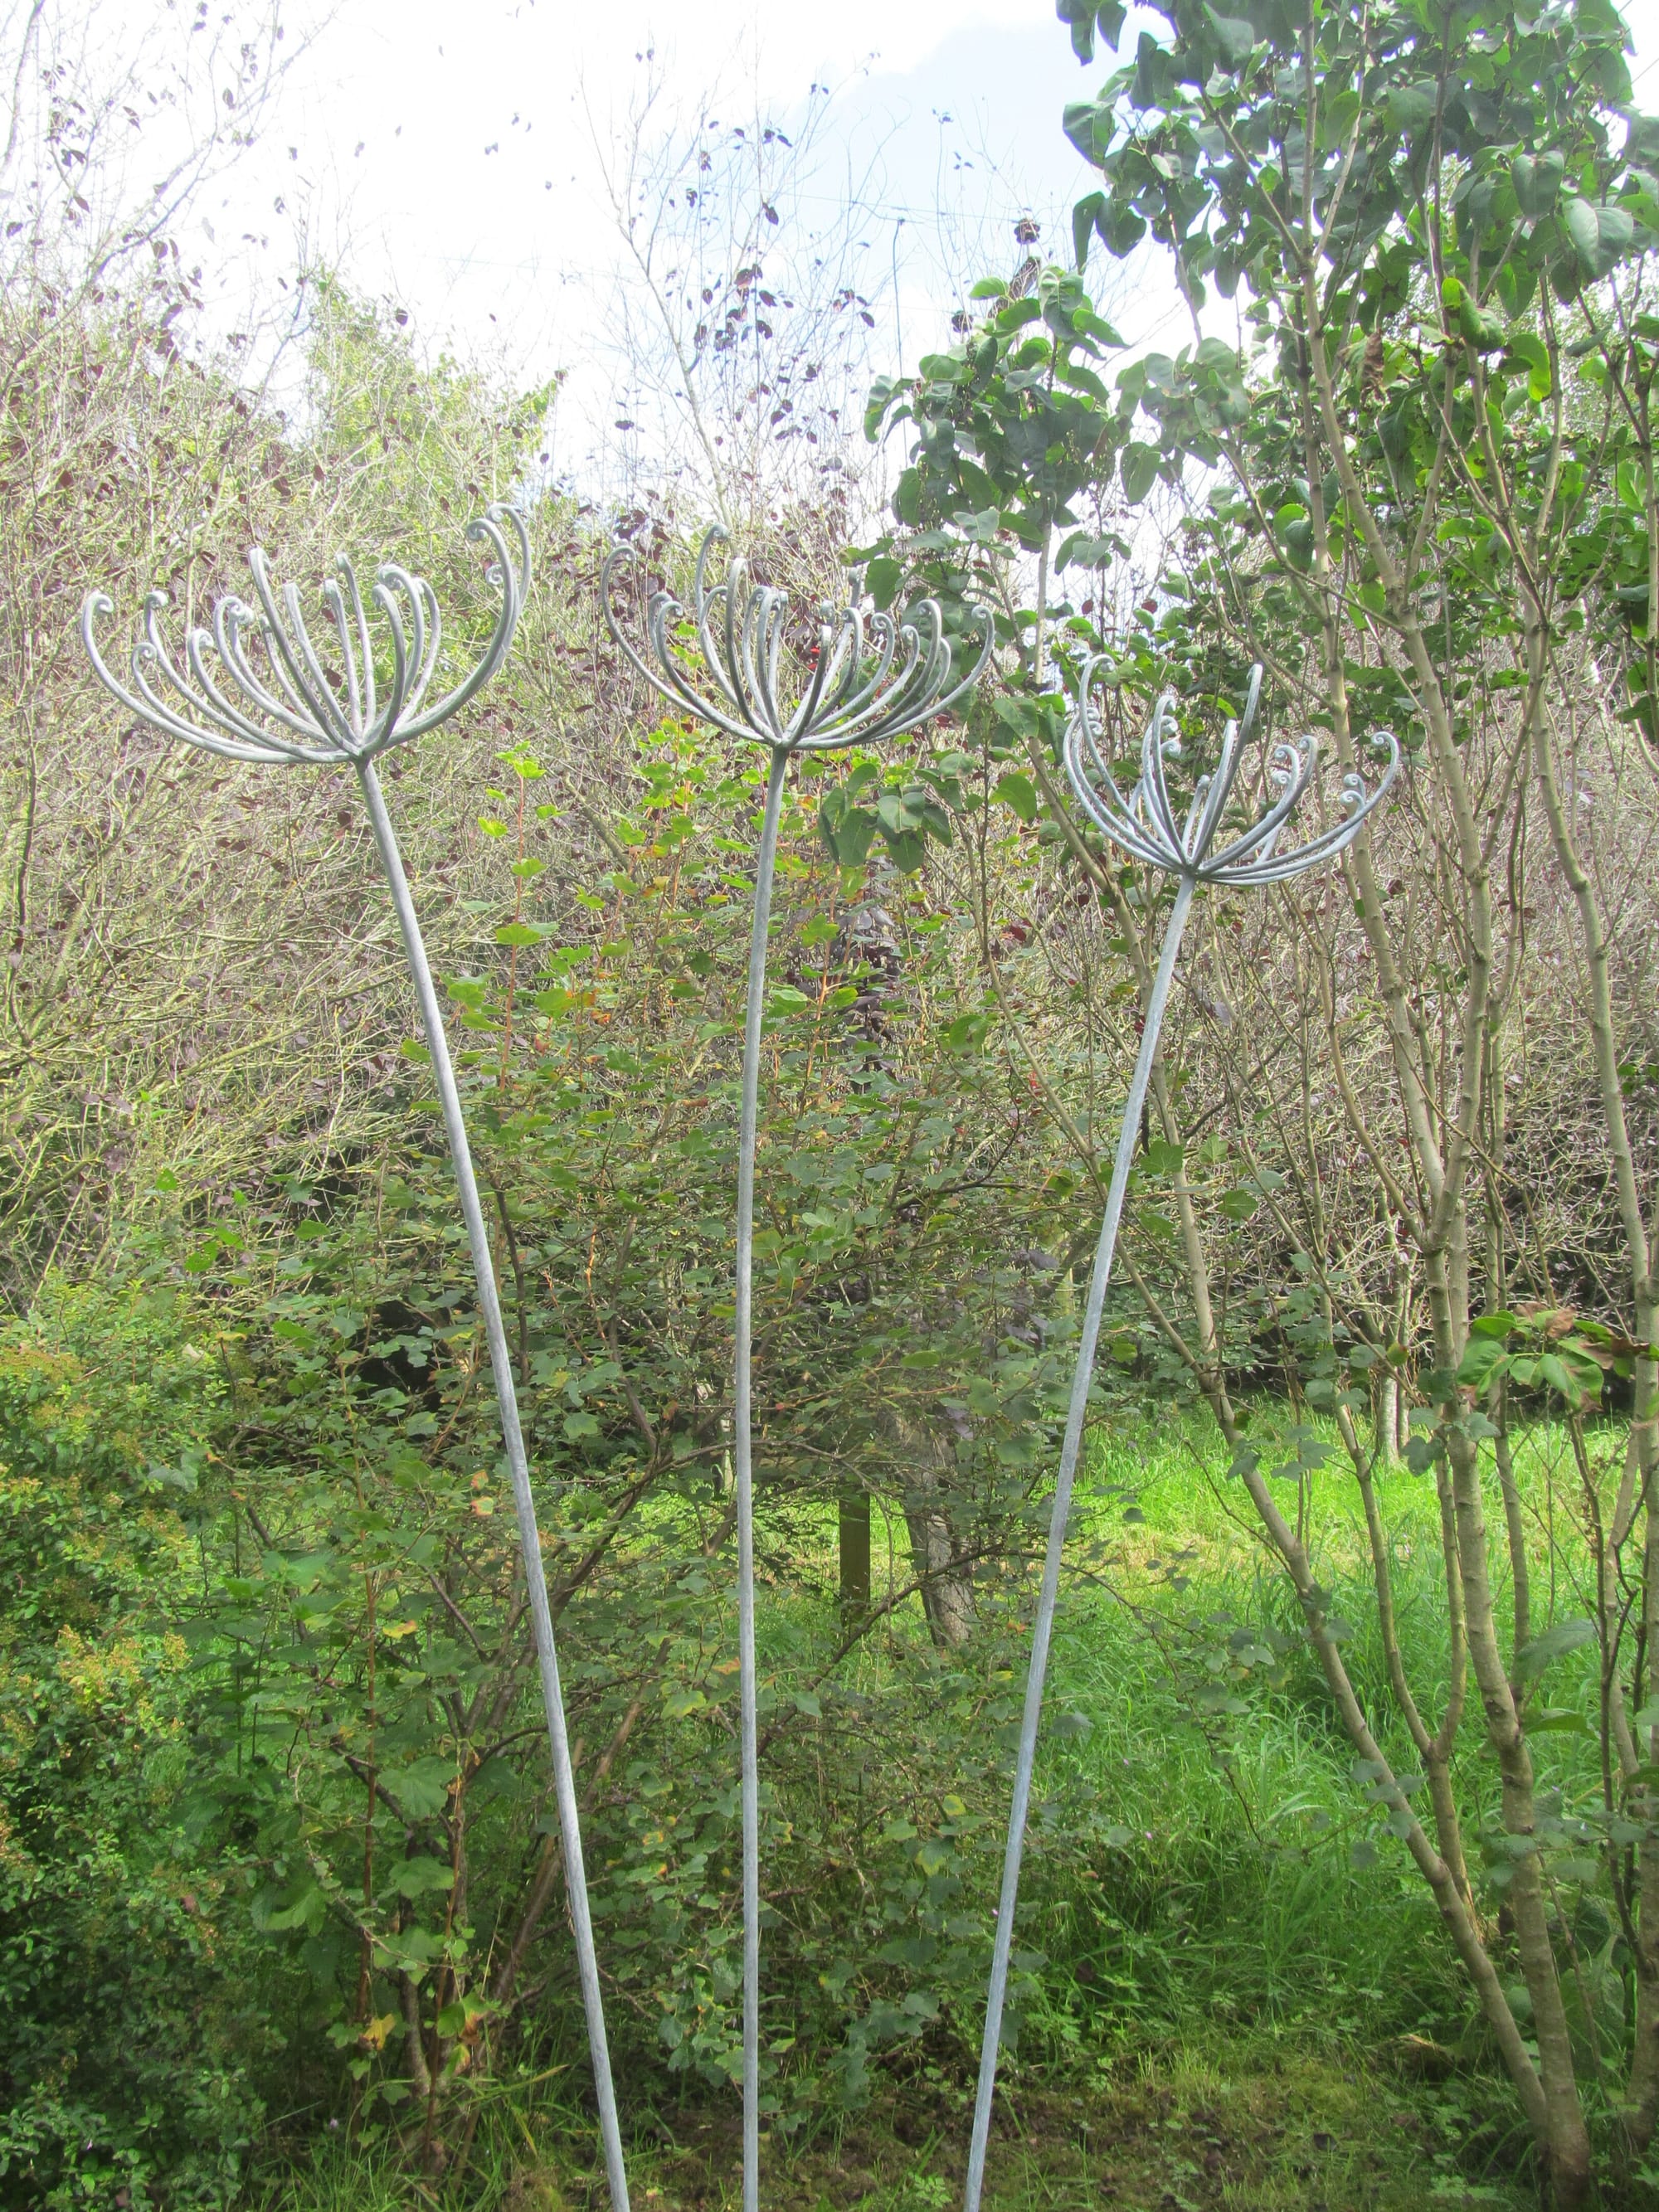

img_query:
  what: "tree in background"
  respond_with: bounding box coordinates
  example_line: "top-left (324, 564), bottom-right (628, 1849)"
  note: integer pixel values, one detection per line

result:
top-left (860, 0), bottom-right (1659, 2194)
top-left (15, 0), bottom-right (1659, 2198)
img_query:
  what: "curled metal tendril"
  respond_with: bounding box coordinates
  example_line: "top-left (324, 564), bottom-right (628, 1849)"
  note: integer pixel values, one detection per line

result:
top-left (1063, 655), bottom-right (1401, 885)
top-left (600, 523), bottom-right (994, 749)
top-left (80, 503), bottom-right (532, 767)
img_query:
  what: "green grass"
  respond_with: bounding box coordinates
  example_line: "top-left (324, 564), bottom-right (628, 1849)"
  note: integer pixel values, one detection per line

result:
top-left (255, 1405), bottom-right (1621, 2208)
top-left (256, 2049), bottom-right (1535, 2210)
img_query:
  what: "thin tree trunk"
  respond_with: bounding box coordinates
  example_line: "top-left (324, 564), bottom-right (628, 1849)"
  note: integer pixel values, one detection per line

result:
top-left (1376, 1369), bottom-right (1399, 1470)
top-left (891, 1412), bottom-right (975, 1648)
top-left (839, 1487), bottom-right (871, 1622)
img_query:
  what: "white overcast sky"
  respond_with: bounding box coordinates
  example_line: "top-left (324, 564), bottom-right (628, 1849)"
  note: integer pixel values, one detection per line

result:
top-left (187, 0), bottom-right (1659, 493)
top-left (271, 0), bottom-right (1110, 321)
top-left (202, 0), bottom-right (1170, 489)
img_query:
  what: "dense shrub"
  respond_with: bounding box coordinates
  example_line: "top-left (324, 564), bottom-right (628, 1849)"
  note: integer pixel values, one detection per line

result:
top-left (0, 1290), bottom-right (273, 2207)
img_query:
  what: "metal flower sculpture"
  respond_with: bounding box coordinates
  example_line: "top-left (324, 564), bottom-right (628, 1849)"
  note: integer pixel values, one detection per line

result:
top-left (962, 664), bottom-right (1400, 2212)
top-left (80, 510), bottom-right (634, 2212)
top-left (602, 525), bottom-right (992, 2212)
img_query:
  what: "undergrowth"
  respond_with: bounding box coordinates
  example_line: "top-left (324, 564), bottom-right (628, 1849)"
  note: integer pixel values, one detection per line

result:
top-left (247, 1404), bottom-right (1593, 2206)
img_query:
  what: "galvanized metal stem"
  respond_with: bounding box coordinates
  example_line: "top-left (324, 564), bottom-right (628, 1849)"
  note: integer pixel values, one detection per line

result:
top-left (962, 874), bottom-right (1193, 2212)
top-left (961, 661), bottom-right (1398, 2210)
top-left (601, 528), bottom-right (990, 2212)
top-left (80, 518), bottom-right (633, 2209)
top-left (357, 759), bottom-right (631, 2212)
top-left (735, 748), bottom-right (788, 2212)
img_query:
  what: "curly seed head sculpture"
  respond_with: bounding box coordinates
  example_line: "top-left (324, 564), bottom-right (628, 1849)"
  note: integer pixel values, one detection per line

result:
top-left (80, 504), bottom-right (531, 768)
top-left (964, 660), bottom-right (1400, 2212)
top-left (601, 523), bottom-right (993, 751)
top-left (1063, 656), bottom-right (1400, 884)
top-left (77, 504), bottom-right (632, 2212)
top-left (602, 519), bottom-right (992, 2212)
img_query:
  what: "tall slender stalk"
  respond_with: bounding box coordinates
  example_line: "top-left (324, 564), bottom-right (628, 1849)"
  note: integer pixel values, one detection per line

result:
top-left (732, 748), bottom-right (788, 2211)
top-left (80, 515), bottom-right (632, 2207)
top-left (964, 664), bottom-right (1395, 2210)
top-left (358, 761), bottom-right (630, 2210)
top-left (602, 525), bottom-right (990, 2211)
top-left (963, 875), bottom-right (1192, 2212)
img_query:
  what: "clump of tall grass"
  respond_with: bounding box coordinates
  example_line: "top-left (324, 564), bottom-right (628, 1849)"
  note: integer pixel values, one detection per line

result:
top-left (995, 1407), bottom-right (1612, 2088)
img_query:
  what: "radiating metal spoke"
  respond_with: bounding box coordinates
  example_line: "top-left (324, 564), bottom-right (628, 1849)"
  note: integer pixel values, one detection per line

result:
top-left (604, 525), bottom-right (990, 2212)
top-left (81, 513), bottom-right (634, 2212)
top-left (961, 664), bottom-right (1399, 2212)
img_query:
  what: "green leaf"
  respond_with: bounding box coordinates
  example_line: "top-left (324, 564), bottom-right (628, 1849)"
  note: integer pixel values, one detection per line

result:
top-left (382, 1758), bottom-right (457, 1820)
top-left (880, 825), bottom-right (927, 873)
top-left (259, 1879), bottom-right (326, 1933)
top-left (1131, 30), bottom-right (1175, 110)
top-left (819, 794), bottom-right (878, 868)
top-left (1597, 203), bottom-right (1636, 264)
top-left (1063, 100), bottom-right (1113, 166)
top-left (1072, 191), bottom-right (1106, 270)
top-left (917, 795), bottom-right (953, 843)
top-left (1515, 1618), bottom-right (1596, 1683)
top-left (386, 1856), bottom-right (455, 1899)
top-left (1057, 0), bottom-right (1100, 64)
top-left (864, 555), bottom-right (902, 610)
top-left (864, 375), bottom-right (900, 443)
top-left (992, 771), bottom-right (1039, 824)
top-left (1562, 195), bottom-right (1602, 270)
top-left (1121, 440), bottom-right (1160, 504)
top-left (1404, 1432), bottom-right (1441, 1474)
top-left (1511, 149), bottom-right (1564, 219)
top-left (1203, 5), bottom-right (1254, 67)
top-left (1470, 1310), bottom-right (1518, 1340)
top-left (1456, 1335), bottom-right (1507, 1391)
top-left (1389, 80), bottom-right (1438, 132)
top-left (943, 1010), bottom-right (993, 1053)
